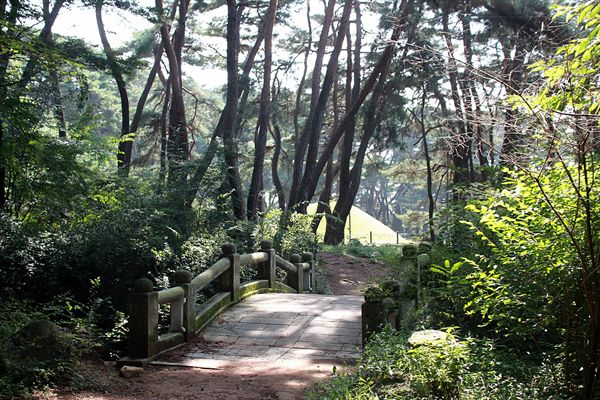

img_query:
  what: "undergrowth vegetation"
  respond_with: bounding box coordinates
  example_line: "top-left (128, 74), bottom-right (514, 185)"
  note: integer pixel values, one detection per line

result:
top-left (323, 240), bottom-right (405, 265)
top-left (312, 229), bottom-right (583, 398)
top-left (0, 300), bottom-right (83, 397)
top-left (307, 327), bottom-right (571, 399)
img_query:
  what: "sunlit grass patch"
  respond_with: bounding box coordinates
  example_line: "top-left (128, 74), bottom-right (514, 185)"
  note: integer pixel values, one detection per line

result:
top-left (308, 203), bottom-right (409, 245)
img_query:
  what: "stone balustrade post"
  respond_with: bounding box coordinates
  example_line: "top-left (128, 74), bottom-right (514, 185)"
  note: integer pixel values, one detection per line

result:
top-left (302, 252), bottom-right (314, 293)
top-left (169, 297), bottom-right (184, 333)
top-left (288, 254), bottom-right (303, 293)
top-left (259, 240), bottom-right (276, 288)
top-left (175, 270), bottom-right (197, 341)
top-left (128, 278), bottom-right (158, 360)
top-left (218, 243), bottom-right (240, 302)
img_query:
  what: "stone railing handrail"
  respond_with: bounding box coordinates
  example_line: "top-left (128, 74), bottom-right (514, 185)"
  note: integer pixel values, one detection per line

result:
top-left (190, 257), bottom-right (231, 290)
top-left (121, 240), bottom-right (315, 366)
top-left (156, 286), bottom-right (185, 304)
top-left (239, 252), bottom-right (269, 266)
top-left (275, 254), bottom-right (296, 272)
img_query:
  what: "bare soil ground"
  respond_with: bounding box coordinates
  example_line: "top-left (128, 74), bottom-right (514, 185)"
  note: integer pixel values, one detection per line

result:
top-left (45, 252), bottom-right (392, 400)
top-left (50, 358), bottom-right (344, 400)
top-left (320, 252), bottom-right (393, 295)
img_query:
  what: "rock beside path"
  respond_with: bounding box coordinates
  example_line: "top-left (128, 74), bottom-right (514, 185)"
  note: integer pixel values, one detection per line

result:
top-left (407, 330), bottom-right (452, 347)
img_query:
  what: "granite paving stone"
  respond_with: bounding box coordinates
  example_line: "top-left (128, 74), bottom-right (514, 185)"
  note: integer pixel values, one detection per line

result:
top-left (338, 321), bottom-right (362, 329)
top-left (263, 324), bottom-right (289, 332)
top-left (292, 341), bottom-right (344, 351)
top-left (181, 293), bottom-right (363, 363)
top-left (235, 337), bottom-right (278, 346)
top-left (239, 317), bottom-right (296, 325)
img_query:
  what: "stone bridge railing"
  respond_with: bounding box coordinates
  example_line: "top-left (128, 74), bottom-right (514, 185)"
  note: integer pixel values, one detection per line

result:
top-left (120, 240), bottom-right (314, 366)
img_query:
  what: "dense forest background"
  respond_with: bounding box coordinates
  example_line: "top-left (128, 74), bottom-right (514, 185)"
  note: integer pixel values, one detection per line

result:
top-left (1, 0), bottom-right (599, 398)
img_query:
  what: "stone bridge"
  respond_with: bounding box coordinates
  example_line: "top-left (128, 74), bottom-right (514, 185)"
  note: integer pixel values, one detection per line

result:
top-left (165, 293), bottom-right (362, 366)
top-left (120, 241), bottom-right (363, 367)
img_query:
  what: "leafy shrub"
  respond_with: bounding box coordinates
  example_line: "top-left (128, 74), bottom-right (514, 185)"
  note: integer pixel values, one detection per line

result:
top-left (0, 300), bottom-right (83, 398)
top-left (310, 328), bottom-right (573, 399)
top-left (434, 167), bottom-right (598, 367)
top-left (312, 261), bottom-right (332, 294)
top-left (255, 209), bottom-right (318, 257)
top-left (323, 241), bottom-right (404, 262)
top-left (0, 215), bottom-right (69, 297)
top-left (403, 335), bottom-right (468, 398)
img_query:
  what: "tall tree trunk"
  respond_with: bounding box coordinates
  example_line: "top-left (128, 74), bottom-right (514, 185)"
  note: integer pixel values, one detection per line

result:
top-left (296, 0), bottom-right (353, 212)
top-left (499, 36), bottom-right (527, 167)
top-left (45, 1), bottom-right (68, 139)
top-left (311, 158), bottom-right (334, 233)
top-left (460, 0), bottom-right (488, 181)
top-left (326, 0), bottom-right (362, 242)
top-left (418, 87), bottom-right (435, 242)
top-left (157, 0), bottom-right (189, 228)
top-left (49, 68), bottom-right (67, 138)
top-left (158, 78), bottom-right (170, 189)
top-left (441, 2), bottom-right (471, 185)
top-left (457, 52), bottom-right (475, 181)
top-left (236, 18), bottom-right (267, 138)
top-left (168, 0), bottom-right (189, 165)
top-left (288, 0), bottom-right (336, 209)
top-left (247, 0), bottom-right (277, 221)
top-left (15, 0), bottom-right (67, 138)
top-left (96, 0), bottom-right (132, 174)
top-left (185, 12), bottom-right (268, 208)
top-left (270, 118), bottom-right (286, 210)
top-left (301, 3), bottom-right (411, 208)
top-left (293, 0), bottom-right (312, 146)
top-left (17, 0), bottom-right (65, 91)
top-left (0, 123), bottom-right (5, 209)
top-left (324, 61), bottom-right (391, 244)
top-left (0, 0), bottom-right (20, 211)
top-left (222, 0), bottom-right (245, 220)
top-left (129, 42), bottom-right (163, 147)
top-left (472, 85), bottom-right (488, 179)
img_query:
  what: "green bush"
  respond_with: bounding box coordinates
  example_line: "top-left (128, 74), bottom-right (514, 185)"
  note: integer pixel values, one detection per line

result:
top-left (432, 167), bottom-right (598, 376)
top-left (254, 209), bottom-right (318, 257)
top-left (309, 328), bottom-right (573, 399)
top-left (0, 301), bottom-right (83, 398)
top-left (403, 335), bottom-right (467, 398)
top-left (323, 241), bottom-right (405, 263)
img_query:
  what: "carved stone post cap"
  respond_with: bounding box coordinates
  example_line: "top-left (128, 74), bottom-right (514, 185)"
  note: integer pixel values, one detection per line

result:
top-left (175, 270), bottom-right (193, 284)
top-left (418, 241), bottom-right (432, 253)
top-left (260, 240), bottom-right (273, 250)
top-left (289, 253), bottom-right (302, 263)
top-left (302, 252), bottom-right (313, 262)
top-left (382, 297), bottom-right (396, 309)
top-left (132, 278), bottom-right (154, 293)
top-left (222, 243), bottom-right (237, 255)
top-left (402, 244), bottom-right (418, 257)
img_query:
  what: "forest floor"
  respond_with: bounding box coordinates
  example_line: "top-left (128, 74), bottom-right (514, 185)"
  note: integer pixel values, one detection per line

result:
top-left (319, 252), bottom-right (393, 295)
top-left (45, 252), bottom-right (392, 400)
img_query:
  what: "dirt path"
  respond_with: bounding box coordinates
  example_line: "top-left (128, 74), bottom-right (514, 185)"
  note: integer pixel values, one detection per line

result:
top-left (320, 252), bottom-right (393, 295)
top-left (54, 359), bottom-right (342, 400)
top-left (49, 252), bottom-right (393, 400)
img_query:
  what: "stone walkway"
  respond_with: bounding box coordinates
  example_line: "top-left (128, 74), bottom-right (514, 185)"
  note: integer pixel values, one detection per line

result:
top-left (176, 293), bottom-right (363, 365)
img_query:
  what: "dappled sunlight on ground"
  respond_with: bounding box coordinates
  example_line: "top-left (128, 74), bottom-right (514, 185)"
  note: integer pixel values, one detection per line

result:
top-left (54, 357), bottom-right (353, 400)
top-left (164, 294), bottom-right (362, 364)
top-left (54, 293), bottom-right (362, 400)
top-left (51, 254), bottom-right (390, 400)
